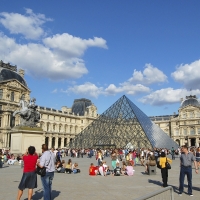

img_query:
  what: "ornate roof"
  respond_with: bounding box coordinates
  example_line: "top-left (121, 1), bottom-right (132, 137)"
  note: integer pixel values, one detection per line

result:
top-left (180, 95), bottom-right (200, 109)
top-left (0, 61), bottom-right (27, 87)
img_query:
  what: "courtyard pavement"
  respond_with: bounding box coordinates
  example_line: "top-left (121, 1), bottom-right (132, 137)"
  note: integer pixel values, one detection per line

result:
top-left (0, 155), bottom-right (200, 200)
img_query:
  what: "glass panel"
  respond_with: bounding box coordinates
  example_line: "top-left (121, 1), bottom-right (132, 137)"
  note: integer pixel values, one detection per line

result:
top-left (70, 95), bottom-right (178, 149)
top-left (183, 129), bottom-right (187, 135)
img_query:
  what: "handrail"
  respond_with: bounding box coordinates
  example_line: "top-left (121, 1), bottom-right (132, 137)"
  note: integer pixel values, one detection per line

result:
top-left (134, 186), bottom-right (174, 200)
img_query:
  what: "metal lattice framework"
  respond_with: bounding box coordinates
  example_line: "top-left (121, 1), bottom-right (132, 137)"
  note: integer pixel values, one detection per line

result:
top-left (70, 95), bottom-right (179, 149)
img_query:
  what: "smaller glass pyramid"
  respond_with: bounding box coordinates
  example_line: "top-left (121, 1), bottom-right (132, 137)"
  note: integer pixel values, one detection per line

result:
top-left (70, 95), bottom-right (179, 149)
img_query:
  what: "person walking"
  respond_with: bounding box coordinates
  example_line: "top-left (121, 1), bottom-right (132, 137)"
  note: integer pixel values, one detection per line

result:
top-left (37, 144), bottom-right (56, 200)
top-left (159, 151), bottom-right (172, 187)
top-left (17, 146), bottom-right (38, 200)
top-left (179, 145), bottom-right (198, 196)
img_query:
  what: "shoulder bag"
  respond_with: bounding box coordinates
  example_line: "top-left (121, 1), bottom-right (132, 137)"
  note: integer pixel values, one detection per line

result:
top-left (36, 151), bottom-right (52, 176)
top-left (165, 157), bottom-right (171, 170)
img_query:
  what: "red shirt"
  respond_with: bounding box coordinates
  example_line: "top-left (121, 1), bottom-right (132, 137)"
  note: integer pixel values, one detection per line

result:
top-left (23, 154), bottom-right (38, 173)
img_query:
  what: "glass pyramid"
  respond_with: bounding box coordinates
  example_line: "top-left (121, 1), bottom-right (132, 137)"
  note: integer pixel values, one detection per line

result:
top-left (70, 95), bottom-right (179, 149)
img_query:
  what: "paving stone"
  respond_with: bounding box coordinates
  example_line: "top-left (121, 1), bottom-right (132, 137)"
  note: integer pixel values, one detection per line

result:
top-left (0, 156), bottom-right (199, 200)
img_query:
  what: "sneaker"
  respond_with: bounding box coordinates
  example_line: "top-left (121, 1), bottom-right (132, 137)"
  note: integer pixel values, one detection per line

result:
top-left (189, 194), bottom-right (193, 196)
top-left (178, 193), bottom-right (182, 196)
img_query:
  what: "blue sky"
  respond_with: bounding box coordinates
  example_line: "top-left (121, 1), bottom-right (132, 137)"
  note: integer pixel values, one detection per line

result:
top-left (1, 0), bottom-right (200, 116)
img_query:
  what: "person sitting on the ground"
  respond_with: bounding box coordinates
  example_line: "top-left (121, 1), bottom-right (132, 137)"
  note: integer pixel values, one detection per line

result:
top-left (145, 153), bottom-right (156, 174)
top-left (121, 161), bottom-right (127, 174)
top-left (56, 160), bottom-right (64, 173)
top-left (65, 159), bottom-right (72, 174)
top-left (102, 161), bottom-right (110, 176)
top-left (72, 162), bottom-right (80, 173)
top-left (7, 154), bottom-right (17, 165)
top-left (113, 162), bottom-right (122, 176)
top-left (89, 163), bottom-right (98, 176)
top-left (98, 162), bottom-right (105, 176)
top-left (125, 161), bottom-right (134, 176)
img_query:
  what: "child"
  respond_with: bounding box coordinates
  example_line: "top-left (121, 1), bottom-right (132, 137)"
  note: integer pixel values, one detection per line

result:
top-left (89, 163), bottom-right (98, 176)
top-left (113, 163), bottom-right (121, 176)
top-left (125, 161), bottom-right (134, 176)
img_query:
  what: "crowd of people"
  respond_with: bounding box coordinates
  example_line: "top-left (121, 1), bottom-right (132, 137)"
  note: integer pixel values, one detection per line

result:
top-left (1, 145), bottom-right (200, 199)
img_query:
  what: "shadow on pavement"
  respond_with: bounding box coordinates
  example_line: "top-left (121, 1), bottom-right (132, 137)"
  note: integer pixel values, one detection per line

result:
top-left (25, 189), bottom-right (60, 200)
top-left (148, 179), bottom-right (163, 186)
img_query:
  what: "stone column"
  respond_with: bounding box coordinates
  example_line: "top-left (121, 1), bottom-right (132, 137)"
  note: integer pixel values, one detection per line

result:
top-left (188, 138), bottom-right (191, 146)
top-left (55, 136), bottom-right (58, 149)
top-left (61, 136), bottom-right (64, 148)
top-left (48, 137), bottom-right (52, 149)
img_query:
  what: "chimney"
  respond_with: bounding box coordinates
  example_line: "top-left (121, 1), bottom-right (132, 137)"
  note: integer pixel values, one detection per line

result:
top-left (18, 69), bottom-right (25, 78)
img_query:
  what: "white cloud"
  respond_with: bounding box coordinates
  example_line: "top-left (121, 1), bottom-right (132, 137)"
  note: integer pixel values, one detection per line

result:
top-left (65, 81), bottom-right (150, 98)
top-left (43, 33), bottom-right (107, 58)
top-left (128, 64), bottom-right (167, 85)
top-left (0, 9), bottom-right (52, 40)
top-left (51, 89), bottom-right (58, 93)
top-left (105, 83), bottom-right (150, 95)
top-left (0, 33), bottom-right (88, 80)
top-left (140, 88), bottom-right (200, 106)
top-left (66, 82), bottom-right (104, 98)
top-left (171, 60), bottom-right (200, 89)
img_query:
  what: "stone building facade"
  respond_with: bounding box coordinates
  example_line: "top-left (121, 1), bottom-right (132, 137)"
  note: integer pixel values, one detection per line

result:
top-left (0, 61), bottom-right (98, 149)
top-left (150, 95), bottom-right (200, 147)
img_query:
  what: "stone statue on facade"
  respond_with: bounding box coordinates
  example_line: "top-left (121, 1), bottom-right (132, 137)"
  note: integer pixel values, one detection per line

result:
top-left (13, 98), bottom-right (40, 127)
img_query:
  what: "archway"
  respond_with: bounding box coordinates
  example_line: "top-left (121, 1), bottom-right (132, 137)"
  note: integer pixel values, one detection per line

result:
top-left (45, 137), bottom-right (49, 146)
top-left (64, 138), bottom-right (67, 147)
top-left (175, 139), bottom-right (180, 146)
top-left (58, 138), bottom-right (61, 148)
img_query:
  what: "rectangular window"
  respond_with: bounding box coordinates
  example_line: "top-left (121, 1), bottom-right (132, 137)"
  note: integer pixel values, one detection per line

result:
top-left (0, 89), bottom-right (3, 99)
top-left (11, 91), bottom-right (14, 101)
top-left (190, 128), bottom-right (195, 135)
top-left (0, 105), bottom-right (2, 110)
top-left (183, 129), bottom-right (187, 135)
top-left (198, 128), bottom-right (200, 134)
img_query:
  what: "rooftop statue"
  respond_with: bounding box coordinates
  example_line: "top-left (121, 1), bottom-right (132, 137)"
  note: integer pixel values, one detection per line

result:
top-left (13, 98), bottom-right (40, 127)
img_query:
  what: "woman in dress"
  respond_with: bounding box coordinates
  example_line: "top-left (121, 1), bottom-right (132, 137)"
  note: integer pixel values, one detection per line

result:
top-left (17, 146), bottom-right (38, 200)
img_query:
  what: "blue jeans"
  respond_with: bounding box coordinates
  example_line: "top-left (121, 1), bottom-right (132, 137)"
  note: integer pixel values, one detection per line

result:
top-left (179, 166), bottom-right (192, 194)
top-left (41, 172), bottom-right (54, 200)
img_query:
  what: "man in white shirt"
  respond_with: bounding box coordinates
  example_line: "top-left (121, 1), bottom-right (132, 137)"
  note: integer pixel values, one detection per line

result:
top-left (37, 144), bottom-right (56, 200)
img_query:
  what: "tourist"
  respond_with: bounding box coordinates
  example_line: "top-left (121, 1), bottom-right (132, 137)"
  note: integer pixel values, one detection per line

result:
top-left (72, 162), bottom-right (80, 173)
top-left (171, 147), bottom-right (175, 160)
top-left (159, 151), bottom-right (172, 187)
top-left (65, 159), bottom-right (72, 174)
top-left (111, 150), bottom-right (117, 169)
top-left (113, 162), bottom-right (122, 176)
top-left (98, 162), bottom-right (105, 176)
top-left (56, 160), bottom-right (65, 173)
top-left (0, 154), bottom-right (3, 168)
top-left (37, 144), bottom-right (56, 200)
top-left (89, 163), bottom-right (98, 176)
top-left (145, 153), bottom-right (156, 174)
top-left (125, 161), bottom-right (134, 176)
top-left (102, 161), bottom-right (110, 176)
top-left (7, 154), bottom-right (17, 165)
top-left (140, 148), bottom-right (145, 166)
top-left (179, 145), bottom-right (198, 196)
top-left (196, 147), bottom-right (200, 169)
top-left (17, 146), bottom-right (38, 200)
